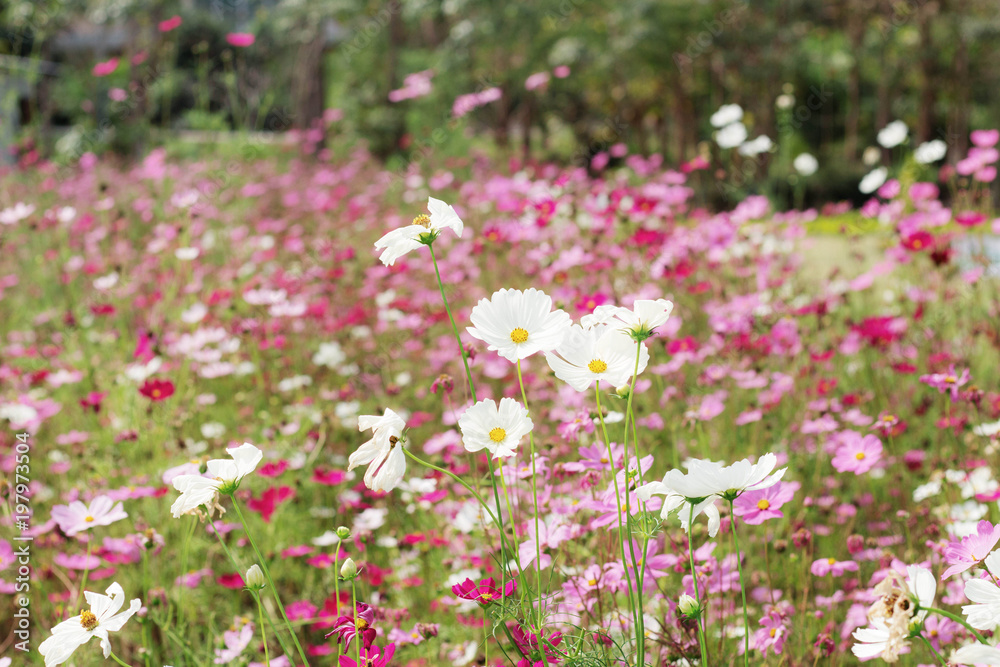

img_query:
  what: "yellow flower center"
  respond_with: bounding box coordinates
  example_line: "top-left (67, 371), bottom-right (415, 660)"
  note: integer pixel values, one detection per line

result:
top-left (489, 427), bottom-right (507, 443)
top-left (882, 415), bottom-right (895, 422)
top-left (828, 558), bottom-right (836, 565)
top-left (587, 578), bottom-right (598, 586)
top-left (769, 628), bottom-right (777, 638)
top-left (356, 618), bottom-right (369, 631)
top-left (413, 214), bottom-right (432, 228)
top-left (510, 328), bottom-right (529, 344)
top-left (756, 499), bottom-right (770, 511)
top-left (480, 592), bottom-right (494, 602)
top-left (588, 359), bottom-right (608, 373)
top-left (855, 452), bottom-right (866, 460)
top-left (151, 388), bottom-right (161, 398)
top-left (85, 516), bottom-right (95, 523)
top-left (945, 376), bottom-right (956, 383)
top-left (80, 610), bottom-right (98, 631)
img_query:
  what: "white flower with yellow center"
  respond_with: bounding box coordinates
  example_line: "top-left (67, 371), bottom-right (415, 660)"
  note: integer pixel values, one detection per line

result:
top-left (38, 582), bottom-right (141, 666)
top-left (373, 197), bottom-right (464, 266)
top-left (545, 324), bottom-right (649, 392)
top-left (458, 398), bottom-right (533, 459)
top-left (349, 408), bottom-right (408, 492)
top-left (467, 288), bottom-right (571, 363)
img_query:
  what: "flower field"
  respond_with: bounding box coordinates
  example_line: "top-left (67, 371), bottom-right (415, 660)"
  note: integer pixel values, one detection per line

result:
top-left (3, 134), bottom-right (1000, 667)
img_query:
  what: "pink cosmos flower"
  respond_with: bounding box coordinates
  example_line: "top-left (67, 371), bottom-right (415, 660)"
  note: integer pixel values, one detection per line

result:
top-left (733, 481), bottom-right (799, 525)
top-left (451, 577), bottom-right (516, 606)
top-left (971, 129), bottom-right (1000, 148)
top-left (214, 623), bottom-right (253, 664)
top-left (226, 33), bottom-right (255, 47)
top-left (325, 602), bottom-right (376, 648)
top-left (338, 644), bottom-right (395, 667)
top-left (941, 520), bottom-right (1000, 579)
top-left (51, 495), bottom-right (128, 536)
top-left (830, 432), bottom-right (882, 475)
top-left (919, 365), bottom-right (970, 401)
top-left (525, 72), bottom-right (550, 90)
top-left (811, 557), bottom-right (860, 577)
top-left (92, 58), bottom-right (119, 77)
top-left (158, 15), bottom-right (182, 32)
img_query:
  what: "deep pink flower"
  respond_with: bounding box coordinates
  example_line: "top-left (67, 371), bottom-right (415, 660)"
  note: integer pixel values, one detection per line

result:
top-left (158, 15), bottom-right (182, 32)
top-left (325, 602), bottom-right (376, 648)
top-left (338, 643), bottom-right (395, 667)
top-left (971, 129), bottom-right (1000, 148)
top-left (451, 577), bottom-right (516, 607)
top-left (226, 32), bottom-right (255, 47)
top-left (941, 520), bottom-right (1000, 579)
top-left (919, 365), bottom-right (970, 401)
top-left (80, 391), bottom-right (107, 413)
top-left (509, 624), bottom-right (563, 664)
top-left (92, 58), bottom-right (119, 77)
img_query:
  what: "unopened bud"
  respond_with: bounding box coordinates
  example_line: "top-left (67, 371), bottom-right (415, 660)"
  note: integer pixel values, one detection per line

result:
top-left (340, 557), bottom-right (358, 580)
top-left (245, 564), bottom-right (265, 591)
top-left (335, 526), bottom-right (351, 540)
top-left (678, 594), bottom-right (700, 619)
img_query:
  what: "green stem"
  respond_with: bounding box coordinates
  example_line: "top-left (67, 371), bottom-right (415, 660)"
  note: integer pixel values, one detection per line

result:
top-left (688, 503), bottom-right (709, 665)
top-left (231, 498), bottom-right (311, 667)
top-left (620, 343), bottom-right (646, 665)
top-left (352, 580), bottom-right (361, 667)
top-left (108, 650), bottom-right (133, 667)
top-left (517, 359), bottom-right (545, 642)
top-left (729, 502), bottom-right (750, 666)
top-left (594, 381), bottom-right (640, 657)
top-left (920, 605), bottom-right (990, 644)
top-left (254, 592), bottom-right (271, 667)
top-left (919, 634), bottom-right (947, 666)
top-left (334, 547), bottom-right (341, 662)
top-left (209, 518), bottom-right (296, 662)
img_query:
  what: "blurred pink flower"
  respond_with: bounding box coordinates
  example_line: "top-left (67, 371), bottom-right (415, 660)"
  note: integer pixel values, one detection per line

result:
top-left (92, 58), bottom-right (119, 77)
top-left (226, 33), bottom-right (255, 47)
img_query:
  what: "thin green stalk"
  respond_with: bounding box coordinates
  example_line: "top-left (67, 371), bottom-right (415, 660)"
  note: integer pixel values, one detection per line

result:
top-left (77, 540), bottom-right (93, 610)
top-left (351, 580), bottom-right (361, 667)
top-left (919, 634), bottom-right (947, 666)
top-left (688, 503), bottom-right (709, 665)
top-left (177, 517), bottom-right (198, 628)
top-left (729, 502), bottom-right (750, 666)
top-left (334, 547), bottom-right (341, 662)
top-left (402, 448), bottom-right (500, 526)
top-left (620, 342), bottom-right (647, 665)
top-left (920, 605), bottom-right (990, 644)
top-left (254, 592), bottom-right (271, 667)
top-left (517, 359), bottom-right (545, 640)
top-left (209, 518), bottom-right (296, 662)
top-left (594, 381), bottom-right (640, 656)
top-left (231, 498), bottom-right (311, 667)
top-left (108, 650), bottom-right (133, 667)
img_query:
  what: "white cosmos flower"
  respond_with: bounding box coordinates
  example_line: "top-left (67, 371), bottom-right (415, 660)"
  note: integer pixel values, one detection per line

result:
top-left (313, 342), bottom-right (346, 368)
top-left (636, 478), bottom-right (722, 537)
top-left (951, 643), bottom-right (1000, 665)
top-left (38, 582), bottom-right (141, 666)
top-left (467, 288), bottom-right (571, 363)
top-left (859, 167), bottom-right (888, 194)
top-left (709, 452), bottom-right (787, 499)
top-left (545, 324), bottom-right (649, 391)
top-left (715, 122), bottom-right (748, 149)
top-left (851, 620), bottom-right (896, 662)
top-left (963, 575), bottom-right (1000, 630)
top-left (710, 103), bottom-right (743, 128)
top-left (458, 398), bottom-right (533, 459)
top-left (373, 196), bottom-right (464, 266)
top-left (973, 420), bottom-right (1000, 438)
top-left (852, 565), bottom-right (935, 662)
top-left (581, 299), bottom-right (673, 341)
top-left (170, 443), bottom-right (262, 518)
top-left (793, 153), bottom-right (819, 176)
top-left (914, 139), bottom-right (947, 164)
top-left (0, 202), bottom-right (35, 225)
top-left (877, 120), bottom-right (908, 149)
top-left (738, 135), bottom-right (773, 157)
top-left (349, 408), bottom-right (407, 492)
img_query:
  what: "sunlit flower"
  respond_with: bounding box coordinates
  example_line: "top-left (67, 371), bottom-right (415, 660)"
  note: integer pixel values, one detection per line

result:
top-left (349, 409), bottom-right (407, 492)
top-left (458, 398), bottom-right (532, 459)
top-left (467, 288), bottom-right (571, 362)
top-left (38, 582), bottom-right (141, 666)
top-left (581, 299), bottom-right (673, 342)
top-left (373, 197), bottom-right (464, 266)
top-left (942, 521), bottom-right (1000, 579)
top-left (545, 324), bottom-right (649, 391)
top-left (51, 496), bottom-right (128, 536)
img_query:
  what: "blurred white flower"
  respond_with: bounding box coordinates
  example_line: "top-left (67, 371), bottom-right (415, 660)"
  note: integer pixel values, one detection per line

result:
top-left (793, 153), bottom-right (819, 176)
top-left (715, 122), bottom-right (748, 149)
top-left (877, 120), bottom-right (908, 149)
top-left (914, 139), bottom-right (947, 164)
top-left (859, 167), bottom-right (888, 194)
top-left (710, 103), bottom-right (744, 128)
top-left (738, 135), bottom-right (774, 157)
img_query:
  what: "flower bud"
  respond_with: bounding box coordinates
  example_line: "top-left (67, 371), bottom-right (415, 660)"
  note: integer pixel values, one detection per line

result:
top-left (615, 385), bottom-right (631, 399)
top-left (677, 594), bottom-right (700, 619)
top-left (245, 564), bottom-right (266, 591)
top-left (340, 557), bottom-right (358, 580)
top-left (335, 526), bottom-right (352, 540)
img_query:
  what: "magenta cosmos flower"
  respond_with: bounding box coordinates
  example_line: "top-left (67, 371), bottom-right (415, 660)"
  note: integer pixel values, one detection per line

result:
top-left (831, 432), bottom-right (882, 475)
top-left (451, 577), bottom-right (516, 606)
top-left (226, 32), bottom-right (255, 47)
top-left (325, 602), bottom-right (376, 649)
top-left (51, 496), bottom-right (128, 536)
top-left (338, 643), bottom-right (395, 667)
top-left (919, 365), bottom-right (970, 401)
top-left (92, 58), bottom-right (119, 77)
top-left (942, 520), bottom-right (1000, 579)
